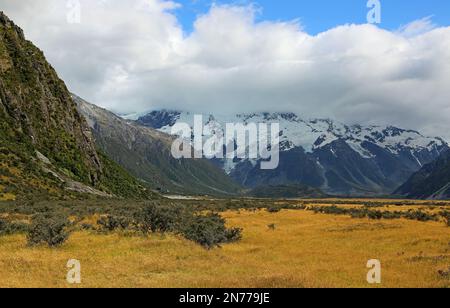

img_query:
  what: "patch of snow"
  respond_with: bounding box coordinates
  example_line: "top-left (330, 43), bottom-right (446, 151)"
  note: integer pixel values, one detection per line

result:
top-left (410, 150), bottom-right (423, 167)
top-left (347, 141), bottom-right (375, 159)
top-left (330, 147), bottom-right (338, 158)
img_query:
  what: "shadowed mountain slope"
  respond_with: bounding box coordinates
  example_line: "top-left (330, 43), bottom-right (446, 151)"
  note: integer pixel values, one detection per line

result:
top-left (75, 95), bottom-right (241, 196)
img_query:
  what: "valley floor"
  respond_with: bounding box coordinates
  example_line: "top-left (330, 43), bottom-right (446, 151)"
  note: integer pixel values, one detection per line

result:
top-left (0, 206), bottom-right (449, 288)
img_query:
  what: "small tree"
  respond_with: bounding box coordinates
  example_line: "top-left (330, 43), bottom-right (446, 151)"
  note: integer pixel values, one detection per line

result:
top-left (135, 202), bottom-right (188, 234)
top-left (0, 219), bottom-right (29, 236)
top-left (0, 219), bottom-right (9, 235)
top-left (97, 215), bottom-right (132, 232)
top-left (27, 213), bottom-right (70, 247)
top-left (182, 213), bottom-right (242, 249)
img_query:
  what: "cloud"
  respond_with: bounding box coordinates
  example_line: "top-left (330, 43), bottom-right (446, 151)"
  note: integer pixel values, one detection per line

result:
top-left (397, 16), bottom-right (437, 38)
top-left (1, 0), bottom-right (450, 139)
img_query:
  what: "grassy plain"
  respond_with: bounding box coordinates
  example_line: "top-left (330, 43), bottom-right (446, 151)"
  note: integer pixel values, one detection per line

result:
top-left (0, 199), bottom-right (449, 288)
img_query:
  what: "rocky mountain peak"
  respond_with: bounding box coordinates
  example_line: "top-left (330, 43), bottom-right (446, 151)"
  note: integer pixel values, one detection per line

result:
top-left (0, 11), bottom-right (24, 40)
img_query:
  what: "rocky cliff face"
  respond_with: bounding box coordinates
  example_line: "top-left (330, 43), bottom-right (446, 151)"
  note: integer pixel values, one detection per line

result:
top-left (0, 12), bottom-right (101, 184)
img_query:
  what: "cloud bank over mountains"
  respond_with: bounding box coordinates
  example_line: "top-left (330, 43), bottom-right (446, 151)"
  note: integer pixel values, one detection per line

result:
top-left (2, 0), bottom-right (450, 139)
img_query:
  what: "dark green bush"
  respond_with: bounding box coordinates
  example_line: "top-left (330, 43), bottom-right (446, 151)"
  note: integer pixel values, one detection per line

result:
top-left (97, 215), bottom-right (133, 232)
top-left (381, 211), bottom-right (402, 220)
top-left (266, 206), bottom-right (281, 213)
top-left (312, 205), bottom-right (351, 216)
top-left (225, 226), bottom-right (243, 242)
top-left (367, 210), bottom-right (383, 220)
top-left (403, 210), bottom-right (437, 222)
top-left (350, 211), bottom-right (367, 219)
top-left (309, 205), bottom-right (442, 224)
top-left (27, 213), bottom-right (71, 247)
top-left (267, 223), bottom-right (276, 231)
top-left (0, 219), bottom-right (29, 235)
top-left (181, 213), bottom-right (242, 249)
top-left (0, 199), bottom-right (249, 249)
top-left (80, 223), bottom-right (94, 231)
top-left (438, 267), bottom-right (450, 278)
top-left (135, 202), bottom-right (188, 234)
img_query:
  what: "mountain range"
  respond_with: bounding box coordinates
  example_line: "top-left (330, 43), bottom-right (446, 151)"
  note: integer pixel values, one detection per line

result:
top-left (134, 110), bottom-right (449, 196)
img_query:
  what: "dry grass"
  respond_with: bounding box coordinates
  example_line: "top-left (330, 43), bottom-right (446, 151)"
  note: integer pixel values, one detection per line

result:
top-left (0, 192), bottom-right (16, 201)
top-left (0, 208), bottom-right (449, 288)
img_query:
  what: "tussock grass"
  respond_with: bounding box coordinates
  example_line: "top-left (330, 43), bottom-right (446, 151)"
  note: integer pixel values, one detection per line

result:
top-left (0, 206), bottom-right (448, 288)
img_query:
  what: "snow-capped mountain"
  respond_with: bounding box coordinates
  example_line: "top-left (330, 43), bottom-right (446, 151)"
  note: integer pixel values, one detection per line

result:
top-left (134, 110), bottom-right (449, 196)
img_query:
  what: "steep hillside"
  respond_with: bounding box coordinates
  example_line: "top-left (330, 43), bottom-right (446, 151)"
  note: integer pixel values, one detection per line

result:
top-left (0, 12), bottom-right (151, 200)
top-left (75, 95), bottom-right (241, 196)
top-left (135, 110), bottom-right (448, 196)
top-left (395, 150), bottom-right (450, 199)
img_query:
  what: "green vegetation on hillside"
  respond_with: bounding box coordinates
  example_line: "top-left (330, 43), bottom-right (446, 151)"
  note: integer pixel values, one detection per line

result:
top-left (0, 12), bottom-right (154, 200)
top-left (0, 24), bottom-right (96, 180)
top-left (97, 151), bottom-right (157, 200)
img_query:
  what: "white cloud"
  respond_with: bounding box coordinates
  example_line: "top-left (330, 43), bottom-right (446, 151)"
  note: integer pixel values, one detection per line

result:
top-left (397, 16), bottom-right (437, 38)
top-left (1, 0), bottom-right (450, 139)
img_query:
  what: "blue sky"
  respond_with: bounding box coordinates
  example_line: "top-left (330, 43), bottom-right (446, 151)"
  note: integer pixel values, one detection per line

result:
top-left (174, 0), bottom-right (450, 34)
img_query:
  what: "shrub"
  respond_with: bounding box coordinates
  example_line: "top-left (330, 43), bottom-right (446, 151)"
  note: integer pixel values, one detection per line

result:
top-left (313, 206), bottom-right (349, 215)
top-left (135, 202), bottom-right (188, 234)
top-left (381, 211), bottom-right (402, 220)
top-left (0, 219), bottom-right (10, 235)
top-left (27, 213), bottom-right (70, 247)
top-left (438, 267), bottom-right (450, 278)
top-left (97, 215), bottom-right (133, 232)
top-left (367, 210), bottom-right (383, 220)
top-left (0, 218), bottom-right (29, 235)
top-left (309, 205), bottom-right (441, 224)
top-left (266, 206), bottom-right (281, 213)
top-left (403, 210), bottom-right (437, 222)
top-left (350, 210), bottom-right (367, 219)
top-left (225, 226), bottom-right (243, 242)
top-left (181, 213), bottom-right (242, 249)
top-left (80, 223), bottom-right (94, 231)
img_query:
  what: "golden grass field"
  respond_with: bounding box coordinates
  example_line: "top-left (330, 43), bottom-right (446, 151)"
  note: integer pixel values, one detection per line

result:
top-left (0, 205), bottom-right (449, 288)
